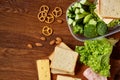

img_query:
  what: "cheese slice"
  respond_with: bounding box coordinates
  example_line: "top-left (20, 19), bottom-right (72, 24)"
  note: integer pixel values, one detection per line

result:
top-left (36, 59), bottom-right (51, 80)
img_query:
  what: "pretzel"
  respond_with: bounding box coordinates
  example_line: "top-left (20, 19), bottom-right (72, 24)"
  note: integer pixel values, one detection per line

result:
top-left (37, 11), bottom-right (47, 22)
top-left (42, 26), bottom-right (53, 36)
top-left (52, 7), bottom-right (62, 18)
top-left (39, 5), bottom-right (49, 13)
top-left (45, 13), bottom-right (54, 24)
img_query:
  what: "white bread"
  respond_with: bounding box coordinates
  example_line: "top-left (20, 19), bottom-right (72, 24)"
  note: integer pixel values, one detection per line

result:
top-left (94, 0), bottom-right (113, 24)
top-left (99, 0), bottom-right (120, 19)
top-left (49, 42), bottom-right (75, 75)
top-left (57, 75), bottom-right (81, 80)
top-left (51, 68), bottom-right (75, 75)
top-left (50, 46), bottom-right (78, 73)
top-left (49, 42), bottom-right (72, 61)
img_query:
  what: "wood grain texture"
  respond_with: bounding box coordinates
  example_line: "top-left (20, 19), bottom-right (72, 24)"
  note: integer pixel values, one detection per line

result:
top-left (0, 0), bottom-right (120, 80)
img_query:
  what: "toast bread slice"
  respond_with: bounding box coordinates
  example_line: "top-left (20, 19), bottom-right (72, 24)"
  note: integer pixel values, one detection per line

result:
top-left (49, 42), bottom-right (72, 61)
top-left (94, 0), bottom-right (113, 24)
top-left (57, 75), bottom-right (81, 80)
top-left (99, 0), bottom-right (120, 19)
top-left (50, 46), bottom-right (78, 73)
top-left (51, 68), bottom-right (75, 75)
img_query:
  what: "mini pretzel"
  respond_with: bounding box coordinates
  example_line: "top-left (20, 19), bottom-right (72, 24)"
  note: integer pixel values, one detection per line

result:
top-left (45, 13), bottom-right (54, 24)
top-left (52, 7), bottom-right (62, 18)
top-left (42, 26), bottom-right (53, 36)
top-left (37, 11), bottom-right (47, 22)
top-left (39, 5), bottom-right (49, 13)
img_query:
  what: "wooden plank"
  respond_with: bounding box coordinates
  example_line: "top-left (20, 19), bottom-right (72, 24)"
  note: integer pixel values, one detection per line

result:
top-left (0, 0), bottom-right (120, 80)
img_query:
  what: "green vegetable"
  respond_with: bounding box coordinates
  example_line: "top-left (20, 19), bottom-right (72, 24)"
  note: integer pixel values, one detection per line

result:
top-left (89, 4), bottom-right (96, 13)
top-left (107, 19), bottom-right (120, 27)
top-left (75, 38), bottom-right (117, 77)
top-left (68, 18), bottom-right (74, 25)
top-left (83, 14), bottom-right (93, 23)
top-left (75, 8), bottom-right (80, 14)
top-left (74, 2), bottom-right (82, 8)
top-left (80, 8), bottom-right (85, 13)
top-left (72, 21), bottom-right (77, 26)
top-left (72, 25), bottom-right (83, 34)
top-left (77, 7), bottom-right (89, 15)
top-left (88, 19), bottom-right (97, 26)
top-left (67, 0), bottom-right (120, 38)
top-left (84, 24), bottom-right (98, 38)
top-left (80, 0), bottom-right (92, 5)
top-left (97, 21), bottom-right (108, 35)
top-left (67, 9), bottom-right (75, 19)
top-left (75, 13), bottom-right (86, 20)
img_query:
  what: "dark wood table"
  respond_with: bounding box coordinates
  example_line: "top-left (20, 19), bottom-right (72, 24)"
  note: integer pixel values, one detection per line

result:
top-left (0, 0), bottom-right (120, 80)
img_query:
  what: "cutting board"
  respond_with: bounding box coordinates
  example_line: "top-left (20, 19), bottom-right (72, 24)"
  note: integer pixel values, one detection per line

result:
top-left (0, 0), bottom-right (120, 80)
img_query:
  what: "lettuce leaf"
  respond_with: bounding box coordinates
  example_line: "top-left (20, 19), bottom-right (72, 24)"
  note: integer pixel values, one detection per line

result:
top-left (75, 38), bottom-right (117, 77)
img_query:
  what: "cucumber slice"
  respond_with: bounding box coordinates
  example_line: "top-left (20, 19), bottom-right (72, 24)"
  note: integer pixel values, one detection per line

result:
top-left (72, 21), bottom-right (77, 27)
top-left (80, 0), bottom-right (92, 5)
top-left (68, 18), bottom-right (74, 25)
top-left (71, 6), bottom-right (76, 12)
top-left (74, 2), bottom-right (82, 8)
top-left (68, 6), bottom-right (73, 12)
top-left (80, 8), bottom-right (85, 13)
top-left (75, 14), bottom-right (85, 20)
top-left (75, 8), bottom-right (80, 14)
top-left (83, 14), bottom-right (92, 23)
top-left (79, 8), bottom-right (89, 15)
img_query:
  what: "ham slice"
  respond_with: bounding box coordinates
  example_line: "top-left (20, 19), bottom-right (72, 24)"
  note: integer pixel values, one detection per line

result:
top-left (83, 68), bottom-right (107, 80)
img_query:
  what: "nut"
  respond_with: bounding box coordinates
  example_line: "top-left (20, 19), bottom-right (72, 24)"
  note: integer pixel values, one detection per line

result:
top-left (27, 44), bottom-right (33, 48)
top-left (35, 43), bottom-right (43, 47)
top-left (55, 40), bottom-right (61, 45)
top-left (49, 40), bottom-right (55, 45)
top-left (55, 37), bottom-right (62, 45)
top-left (56, 37), bottom-right (62, 42)
top-left (40, 36), bottom-right (46, 41)
top-left (57, 19), bottom-right (63, 24)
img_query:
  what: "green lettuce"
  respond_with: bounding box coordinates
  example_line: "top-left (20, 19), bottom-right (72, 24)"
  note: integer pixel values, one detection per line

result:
top-left (75, 38), bottom-right (117, 77)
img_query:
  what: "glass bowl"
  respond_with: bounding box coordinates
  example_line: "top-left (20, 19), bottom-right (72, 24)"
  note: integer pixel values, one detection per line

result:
top-left (66, 2), bottom-right (120, 42)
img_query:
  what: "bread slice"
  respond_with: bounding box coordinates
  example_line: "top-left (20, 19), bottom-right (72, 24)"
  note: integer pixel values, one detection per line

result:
top-left (49, 42), bottom-right (75, 75)
top-left (57, 75), bottom-right (81, 80)
top-left (51, 68), bottom-right (75, 75)
top-left (99, 0), bottom-right (120, 18)
top-left (94, 0), bottom-right (113, 24)
top-left (49, 42), bottom-right (72, 61)
top-left (50, 46), bottom-right (78, 73)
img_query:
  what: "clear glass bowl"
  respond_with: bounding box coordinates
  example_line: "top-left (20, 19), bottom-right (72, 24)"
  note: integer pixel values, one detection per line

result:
top-left (66, 2), bottom-right (120, 42)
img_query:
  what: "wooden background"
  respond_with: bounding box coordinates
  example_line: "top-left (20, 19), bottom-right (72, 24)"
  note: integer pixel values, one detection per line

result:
top-left (0, 0), bottom-right (120, 80)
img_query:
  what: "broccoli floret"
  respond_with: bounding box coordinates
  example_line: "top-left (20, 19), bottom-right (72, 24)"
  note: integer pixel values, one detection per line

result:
top-left (97, 21), bottom-right (108, 36)
top-left (84, 24), bottom-right (98, 38)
